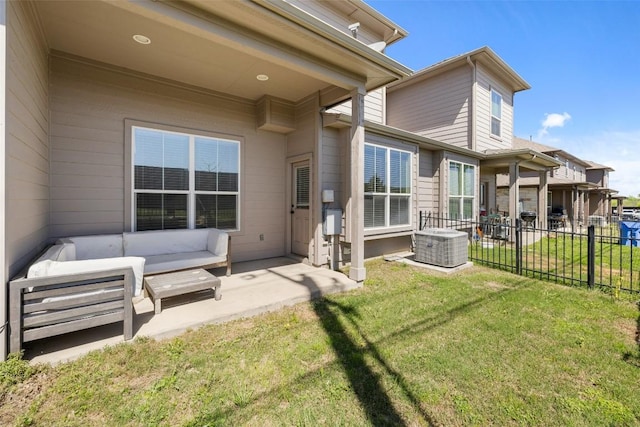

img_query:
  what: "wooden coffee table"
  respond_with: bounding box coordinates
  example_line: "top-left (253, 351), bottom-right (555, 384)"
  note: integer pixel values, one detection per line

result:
top-left (144, 268), bottom-right (221, 314)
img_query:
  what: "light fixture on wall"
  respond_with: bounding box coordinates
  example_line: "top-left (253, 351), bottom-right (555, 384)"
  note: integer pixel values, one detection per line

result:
top-left (348, 22), bottom-right (360, 38)
top-left (256, 74), bottom-right (269, 81)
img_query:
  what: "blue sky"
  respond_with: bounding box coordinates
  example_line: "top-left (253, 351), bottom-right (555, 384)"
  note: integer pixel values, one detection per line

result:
top-left (368, 0), bottom-right (640, 197)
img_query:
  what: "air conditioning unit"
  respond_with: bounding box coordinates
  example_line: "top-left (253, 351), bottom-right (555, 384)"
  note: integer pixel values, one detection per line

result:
top-left (414, 228), bottom-right (468, 268)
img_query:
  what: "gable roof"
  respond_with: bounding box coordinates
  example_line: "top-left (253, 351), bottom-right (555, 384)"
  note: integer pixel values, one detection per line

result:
top-left (585, 160), bottom-right (615, 171)
top-left (388, 46), bottom-right (530, 93)
top-left (513, 137), bottom-right (592, 168)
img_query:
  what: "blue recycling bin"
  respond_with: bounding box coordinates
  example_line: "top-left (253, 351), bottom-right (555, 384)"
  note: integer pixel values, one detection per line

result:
top-left (619, 221), bottom-right (640, 246)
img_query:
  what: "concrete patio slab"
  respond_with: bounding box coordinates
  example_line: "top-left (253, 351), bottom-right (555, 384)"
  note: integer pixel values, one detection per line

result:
top-left (23, 257), bottom-right (359, 365)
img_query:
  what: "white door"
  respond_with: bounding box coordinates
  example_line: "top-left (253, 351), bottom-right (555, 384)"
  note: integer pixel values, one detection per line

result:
top-left (291, 161), bottom-right (310, 256)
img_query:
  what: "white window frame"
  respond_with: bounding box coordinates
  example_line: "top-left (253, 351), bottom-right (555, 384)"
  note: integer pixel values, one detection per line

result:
top-left (131, 125), bottom-right (241, 231)
top-left (490, 89), bottom-right (502, 138)
top-left (364, 143), bottom-right (412, 230)
top-left (448, 160), bottom-right (475, 220)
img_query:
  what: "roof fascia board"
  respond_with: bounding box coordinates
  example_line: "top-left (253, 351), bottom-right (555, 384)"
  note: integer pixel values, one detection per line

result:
top-left (475, 48), bottom-right (530, 92)
top-left (482, 148), bottom-right (562, 168)
top-left (390, 46), bottom-right (529, 93)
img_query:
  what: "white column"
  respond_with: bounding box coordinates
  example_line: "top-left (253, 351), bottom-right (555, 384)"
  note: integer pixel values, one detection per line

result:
top-left (508, 162), bottom-right (520, 221)
top-left (0, 0), bottom-right (7, 359)
top-left (538, 170), bottom-right (548, 228)
top-left (349, 86), bottom-right (366, 282)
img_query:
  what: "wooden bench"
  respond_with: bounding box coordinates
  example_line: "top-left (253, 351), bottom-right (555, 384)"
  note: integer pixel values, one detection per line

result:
top-left (8, 267), bottom-right (134, 355)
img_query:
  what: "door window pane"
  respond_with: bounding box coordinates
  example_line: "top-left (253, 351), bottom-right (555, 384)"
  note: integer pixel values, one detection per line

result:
top-left (295, 166), bottom-right (310, 208)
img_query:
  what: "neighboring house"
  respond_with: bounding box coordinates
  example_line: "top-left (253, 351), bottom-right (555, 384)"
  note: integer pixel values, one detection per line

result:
top-left (384, 47), bottom-right (560, 225)
top-left (585, 161), bottom-right (617, 219)
top-left (0, 0), bottom-right (415, 358)
top-left (497, 138), bottom-right (618, 227)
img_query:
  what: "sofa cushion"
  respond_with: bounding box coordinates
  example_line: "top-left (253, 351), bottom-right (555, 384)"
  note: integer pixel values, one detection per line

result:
top-left (123, 229), bottom-right (210, 257)
top-left (143, 251), bottom-right (227, 275)
top-left (58, 235), bottom-right (124, 260)
top-left (28, 256), bottom-right (146, 297)
top-left (27, 244), bottom-right (77, 278)
top-left (207, 229), bottom-right (229, 257)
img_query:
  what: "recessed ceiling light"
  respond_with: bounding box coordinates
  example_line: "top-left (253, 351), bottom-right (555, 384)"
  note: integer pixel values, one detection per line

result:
top-left (256, 74), bottom-right (269, 81)
top-left (133, 34), bottom-right (151, 45)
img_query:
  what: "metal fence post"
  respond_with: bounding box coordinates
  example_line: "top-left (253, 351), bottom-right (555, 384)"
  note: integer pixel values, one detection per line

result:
top-left (587, 225), bottom-right (595, 289)
top-left (515, 218), bottom-right (522, 275)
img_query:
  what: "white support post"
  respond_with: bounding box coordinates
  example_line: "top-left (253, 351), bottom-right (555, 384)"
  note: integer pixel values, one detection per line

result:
top-left (0, 0), bottom-right (7, 360)
top-left (538, 170), bottom-right (548, 228)
top-left (349, 86), bottom-right (366, 282)
top-left (508, 162), bottom-right (520, 222)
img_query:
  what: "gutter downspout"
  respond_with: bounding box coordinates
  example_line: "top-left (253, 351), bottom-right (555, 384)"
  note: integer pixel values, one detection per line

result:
top-left (466, 56), bottom-right (477, 152)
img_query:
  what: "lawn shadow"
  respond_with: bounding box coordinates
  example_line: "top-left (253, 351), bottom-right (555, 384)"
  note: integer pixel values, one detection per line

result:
top-left (188, 266), bottom-right (514, 426)
top-left (312, 297), bottom-right (411, 426)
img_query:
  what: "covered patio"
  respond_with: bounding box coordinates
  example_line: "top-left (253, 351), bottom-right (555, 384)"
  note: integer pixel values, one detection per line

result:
top-left (1, 1), bottom-right (410, 359)
top-left (24, 258), bottom-right (359, 365)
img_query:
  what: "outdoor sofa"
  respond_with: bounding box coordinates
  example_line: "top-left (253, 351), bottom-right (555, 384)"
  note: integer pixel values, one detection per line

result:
top-left (8, 228), bottom-right (231, 354)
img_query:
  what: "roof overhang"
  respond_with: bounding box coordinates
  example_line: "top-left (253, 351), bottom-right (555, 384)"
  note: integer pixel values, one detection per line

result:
top-left (323, 113), bottom-right (483, 159)
top-left (34, 0), bottom-right (411, 105)
top-left (481, 149), bottom-right (562, 172)
top-left (389, 46), bottom-right (530, 93)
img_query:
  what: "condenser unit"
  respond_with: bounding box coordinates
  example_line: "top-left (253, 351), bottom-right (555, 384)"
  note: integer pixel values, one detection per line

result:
top-left (414, 228), bottom-right (468, 268)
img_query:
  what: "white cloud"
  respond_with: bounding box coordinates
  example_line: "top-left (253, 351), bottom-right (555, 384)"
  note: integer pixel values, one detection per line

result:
top-left (537, 112), bottom-right (571, 139)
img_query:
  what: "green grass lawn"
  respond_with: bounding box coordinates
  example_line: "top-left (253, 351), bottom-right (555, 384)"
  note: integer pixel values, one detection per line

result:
top-left (471, 231), bottom-right (640, 295)
top-left (2, 260), bottom-right (639, 426)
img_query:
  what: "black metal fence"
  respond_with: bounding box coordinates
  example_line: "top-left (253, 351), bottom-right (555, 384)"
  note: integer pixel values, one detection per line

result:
top-left (418, 212), bottom-right (640, 295)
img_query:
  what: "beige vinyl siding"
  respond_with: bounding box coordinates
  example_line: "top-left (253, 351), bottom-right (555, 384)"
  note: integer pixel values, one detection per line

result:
top-left (49, 55), bottom-right (288, 263)
top-left (586, 169), bottom-right (605, 186)
top-left (364, 88), bottom-right (385, 124)
top-left (318, 126), bottom-right (344, 265)
top-left (387, 65), bottom-right (471, 148)
top-left (417, 148), bottom-right (436, 214)
top-left (475, 63), bottom-right (513, 151)
top-left (364, 236), bottom-right (412, 259)
top-left (6, 1), bottom-right (49, 275)
top-left (325, 88), bottom-right (386, 124)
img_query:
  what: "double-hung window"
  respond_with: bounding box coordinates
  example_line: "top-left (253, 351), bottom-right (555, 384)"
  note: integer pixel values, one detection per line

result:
top-left (132, 126), bottom-right (240, 231)
top-left (449, 161), bottom-right (475, 220)
top-left (364, 144), bottom-right (411, 229)
top-left (491, 89), bottom-right (502, 138)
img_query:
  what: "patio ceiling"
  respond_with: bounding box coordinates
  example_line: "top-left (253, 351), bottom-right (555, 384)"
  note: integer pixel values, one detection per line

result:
top-left (34, 0), bottom-right (409, 104)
